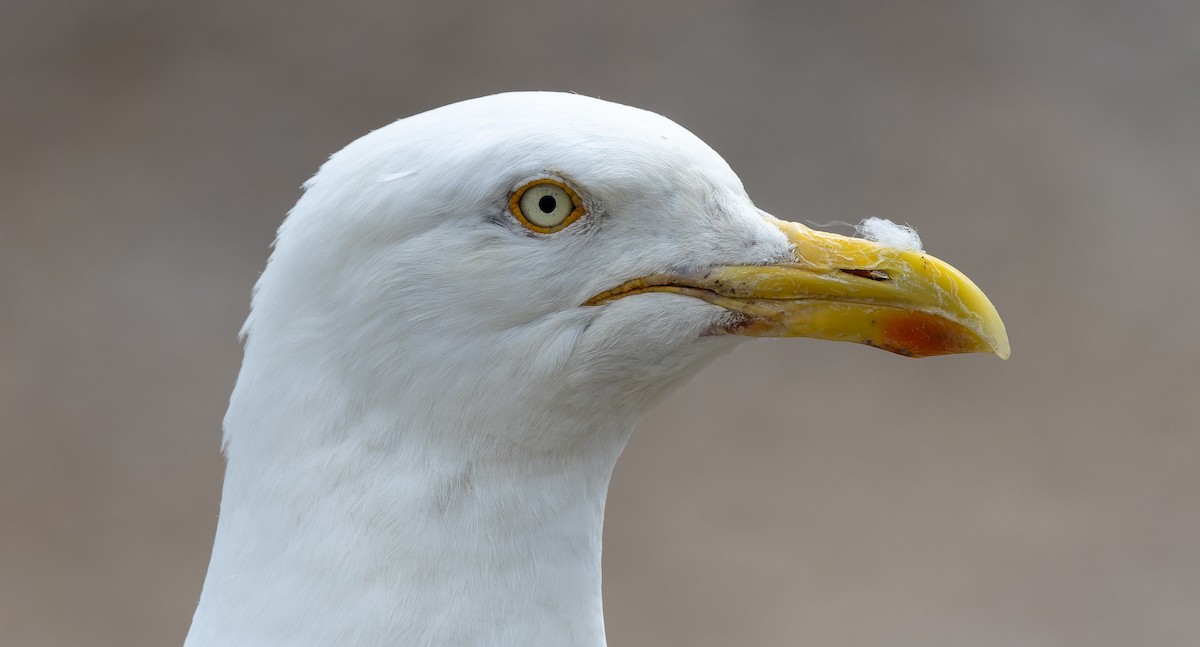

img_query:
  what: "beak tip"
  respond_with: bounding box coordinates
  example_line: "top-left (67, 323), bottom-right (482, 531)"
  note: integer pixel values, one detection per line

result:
top-left (983, 316), bottom-right (1010, 360)
top-left (993, 338), bottom-right (1012, 360)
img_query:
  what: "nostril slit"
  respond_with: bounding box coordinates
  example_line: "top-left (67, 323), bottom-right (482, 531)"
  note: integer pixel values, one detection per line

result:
top-left (841, 269), bottom-right (891, 281)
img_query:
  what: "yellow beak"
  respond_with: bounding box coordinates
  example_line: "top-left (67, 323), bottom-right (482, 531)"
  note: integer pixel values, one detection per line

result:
top-left (586, 216), bottom-right (1010, 359)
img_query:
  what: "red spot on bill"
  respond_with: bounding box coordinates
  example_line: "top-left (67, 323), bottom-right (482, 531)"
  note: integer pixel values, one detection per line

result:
top-left (876, 312), bottom-right (984, 358)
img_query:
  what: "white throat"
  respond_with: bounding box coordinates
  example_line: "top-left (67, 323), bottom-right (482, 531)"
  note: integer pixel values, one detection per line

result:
top-left (186, 362), bottom-right (639, 647)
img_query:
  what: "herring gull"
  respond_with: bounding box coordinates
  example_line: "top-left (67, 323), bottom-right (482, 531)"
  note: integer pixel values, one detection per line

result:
top-left (184, 92), bottom-right (1008, 647)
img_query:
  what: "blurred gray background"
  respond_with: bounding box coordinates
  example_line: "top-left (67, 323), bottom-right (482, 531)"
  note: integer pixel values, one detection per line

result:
top-left (3, 1), bottom-right (1198, 645)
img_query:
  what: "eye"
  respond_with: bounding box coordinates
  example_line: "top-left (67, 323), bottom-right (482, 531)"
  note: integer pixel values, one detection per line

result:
top-left (509, 179), bottom-right (586, 233)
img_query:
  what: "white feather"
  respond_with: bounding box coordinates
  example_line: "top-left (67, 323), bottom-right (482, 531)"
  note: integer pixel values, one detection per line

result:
top-left (855, 216), bottom-right (924, 251)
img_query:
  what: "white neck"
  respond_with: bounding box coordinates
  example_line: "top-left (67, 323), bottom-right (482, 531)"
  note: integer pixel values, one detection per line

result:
top-left (185, 334), bottom-right (652, 647)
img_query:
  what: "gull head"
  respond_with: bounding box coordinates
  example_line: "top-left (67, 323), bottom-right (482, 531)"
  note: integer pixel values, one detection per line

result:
top-left (235, 91), bottom-right (1007, 452)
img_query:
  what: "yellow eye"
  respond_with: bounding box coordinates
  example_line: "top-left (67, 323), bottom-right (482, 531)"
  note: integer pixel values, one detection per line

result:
top-left (509, 179), bottom-right (586, 233)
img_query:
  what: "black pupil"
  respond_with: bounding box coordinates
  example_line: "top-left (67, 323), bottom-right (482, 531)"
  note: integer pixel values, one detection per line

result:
top-left (538, 194), bottom-right (557, 214)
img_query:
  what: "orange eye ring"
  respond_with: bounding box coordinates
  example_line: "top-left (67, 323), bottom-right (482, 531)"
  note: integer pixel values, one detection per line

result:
top-left (509, 178), bottom-right (587, 233)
